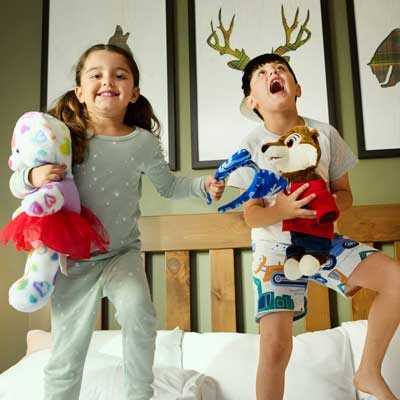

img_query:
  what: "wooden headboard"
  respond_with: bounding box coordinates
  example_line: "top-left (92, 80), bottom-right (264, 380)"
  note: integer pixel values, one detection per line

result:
top-left (29, 204), bottom-right (400, 333)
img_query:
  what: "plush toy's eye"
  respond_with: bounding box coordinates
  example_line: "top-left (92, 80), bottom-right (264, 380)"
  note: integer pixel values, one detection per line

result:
top-left (284, 133), bottom-right (301, 148)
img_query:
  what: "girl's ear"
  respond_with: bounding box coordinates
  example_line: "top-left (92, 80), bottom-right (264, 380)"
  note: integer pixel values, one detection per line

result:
top-left (130, 87), bottom-right (140, 104)
top-left (74, 86), bottom-right (84, 104)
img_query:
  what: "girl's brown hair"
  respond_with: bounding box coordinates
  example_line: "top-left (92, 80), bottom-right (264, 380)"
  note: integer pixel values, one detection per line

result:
top-left (48, 44), bottom-right (160, 165)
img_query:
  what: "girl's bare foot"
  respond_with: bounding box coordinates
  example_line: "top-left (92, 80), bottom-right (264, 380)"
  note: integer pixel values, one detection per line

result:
top-left (354, 369), bottom-right (398, 400)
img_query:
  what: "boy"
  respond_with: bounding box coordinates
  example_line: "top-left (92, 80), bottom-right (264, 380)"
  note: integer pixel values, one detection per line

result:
top-left (228, 53), bottom-right (400, 400)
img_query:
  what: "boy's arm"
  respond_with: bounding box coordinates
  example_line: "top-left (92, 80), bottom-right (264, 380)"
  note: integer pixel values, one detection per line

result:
top-left (329, 173), bottom-right (353, 213)
top-left (242, 183), bottom-right (317, 228)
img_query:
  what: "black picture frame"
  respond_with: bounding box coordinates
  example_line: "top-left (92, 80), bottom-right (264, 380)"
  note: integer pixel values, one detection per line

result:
top-left (40, 0), bottom-right (177, 170)
top-left (347, 0), bottom-right (400, 159)
top-left (188, 0), bottom-right (336, 169)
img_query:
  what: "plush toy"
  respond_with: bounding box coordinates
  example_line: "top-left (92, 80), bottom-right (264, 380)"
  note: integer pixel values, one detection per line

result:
top-left (261, 125), bottom-right (339, 280)
top-left (0, 112), bottom-right (109, 312)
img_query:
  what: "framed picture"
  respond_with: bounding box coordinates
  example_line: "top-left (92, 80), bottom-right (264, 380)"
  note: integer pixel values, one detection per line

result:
top-left (41, 0), bottom-right (177, 169)
top-left (189, 0), bottom-right (335, 168)
top-left (347, 0), bottom-right (400, 158)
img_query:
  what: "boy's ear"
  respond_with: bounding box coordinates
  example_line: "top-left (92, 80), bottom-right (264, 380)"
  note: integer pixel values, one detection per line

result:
top-left (74, 86), bottom-right (84, 104)
top-left (130, 87), bottom-right (140, 103)
top-left (245, 95), bottom-right (257, 111)
top-left (296, 84), bottom-right (302, 98)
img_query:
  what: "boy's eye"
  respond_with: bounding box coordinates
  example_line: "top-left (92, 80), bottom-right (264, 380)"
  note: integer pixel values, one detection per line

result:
top-left (89, 74), bottom-right (101, 79)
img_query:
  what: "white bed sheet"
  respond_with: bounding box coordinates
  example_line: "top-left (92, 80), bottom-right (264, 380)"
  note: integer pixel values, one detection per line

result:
top-left (0, 349), bottom-right (217, 400)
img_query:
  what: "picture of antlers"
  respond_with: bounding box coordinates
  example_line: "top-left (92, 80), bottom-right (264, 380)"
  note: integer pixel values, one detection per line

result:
top-left (207, 5), bottom-right (312, 71)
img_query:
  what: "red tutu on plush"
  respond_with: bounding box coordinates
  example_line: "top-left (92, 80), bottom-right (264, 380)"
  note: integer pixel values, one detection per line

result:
top-left (0, 206), bottom-right (109, 260)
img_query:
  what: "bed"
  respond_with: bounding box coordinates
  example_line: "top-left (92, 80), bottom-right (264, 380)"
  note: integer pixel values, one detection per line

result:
top-left (1, 204), bottom-right (399, 399)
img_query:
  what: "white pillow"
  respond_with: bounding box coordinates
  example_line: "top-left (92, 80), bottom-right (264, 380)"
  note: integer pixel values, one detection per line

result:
top-left (182, 332), bottom-right (258, 400)
top-left (182, 328), bottom-right (357, 400)
top-left (0, 349), bottom-right (215, 400)
top-left (98, 327), bottom-right (184, 368)
top-left (341, 320), bottom-right (400, 400)
top-left (287, 326), bottom-right (357, 399)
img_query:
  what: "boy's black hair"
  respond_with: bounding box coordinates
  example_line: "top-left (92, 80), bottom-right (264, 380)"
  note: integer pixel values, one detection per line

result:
top-left (241, 53), bottom-right (298, 96)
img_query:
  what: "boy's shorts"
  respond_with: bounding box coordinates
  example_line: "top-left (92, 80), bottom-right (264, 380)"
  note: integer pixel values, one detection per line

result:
top-left (252, 234), bottom-right (379, 322)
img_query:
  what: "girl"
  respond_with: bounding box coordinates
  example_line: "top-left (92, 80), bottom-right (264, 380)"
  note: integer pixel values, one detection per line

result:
top-left (10, 44), bottom-right (224, 400)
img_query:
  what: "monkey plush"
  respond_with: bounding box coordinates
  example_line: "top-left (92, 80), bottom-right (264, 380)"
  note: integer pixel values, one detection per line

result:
top-left (261, 125), bottom-right (339, 280)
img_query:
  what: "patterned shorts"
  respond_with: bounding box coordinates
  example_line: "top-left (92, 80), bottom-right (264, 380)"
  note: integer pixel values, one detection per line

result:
top-left (252, 234), bottom-right (379, 322)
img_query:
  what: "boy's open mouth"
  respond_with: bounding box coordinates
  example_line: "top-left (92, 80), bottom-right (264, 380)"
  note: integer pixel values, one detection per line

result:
top-left (270, 79), bottom-right (283, 94)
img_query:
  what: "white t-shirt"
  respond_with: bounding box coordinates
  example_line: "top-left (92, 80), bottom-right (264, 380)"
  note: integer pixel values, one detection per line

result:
top-left (228, 117), bottom-right (358, 244)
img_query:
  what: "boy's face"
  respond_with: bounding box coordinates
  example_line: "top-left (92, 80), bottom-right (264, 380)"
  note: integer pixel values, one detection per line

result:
top-left (245, 61), bottom-right (301, 116)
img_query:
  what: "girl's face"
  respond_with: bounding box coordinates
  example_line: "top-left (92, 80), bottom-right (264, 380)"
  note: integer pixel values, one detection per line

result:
top-left (75, 50), bottom-right (140, 121)
top-left (245, 61), bottom-right (301, 115)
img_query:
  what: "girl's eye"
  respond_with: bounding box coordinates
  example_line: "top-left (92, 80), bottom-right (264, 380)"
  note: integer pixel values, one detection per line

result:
top-left (90, 74), bottom-right (101, 79)
top-left (116, 73), bottom-right (127, 79)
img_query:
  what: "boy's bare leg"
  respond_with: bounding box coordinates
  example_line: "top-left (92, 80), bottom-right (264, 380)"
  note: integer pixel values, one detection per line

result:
top-left (346, 252), bottom-right (400, 400)
top-left (257, 311), bottom-right (294, 400)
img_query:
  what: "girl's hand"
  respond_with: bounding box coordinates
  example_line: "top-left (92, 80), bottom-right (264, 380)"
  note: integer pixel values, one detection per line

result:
top-left (29, 164), bottom-right (66, 187)
top-left (205, 176), bottom-right (225, 201)
top-left (275, 183), bottom-right (317, 220)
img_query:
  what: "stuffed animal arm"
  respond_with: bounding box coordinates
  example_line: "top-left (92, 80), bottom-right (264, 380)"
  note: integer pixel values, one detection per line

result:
top-left (207, 149), bottom-right (288, 212)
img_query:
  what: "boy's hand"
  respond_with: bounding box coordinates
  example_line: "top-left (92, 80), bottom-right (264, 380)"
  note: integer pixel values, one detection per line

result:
top-left (205, 176), bottom-right (225, 201)
top-left (29, 164), bottom-right (66, 187)
top-left (275, 183), bottom-right (317, 220)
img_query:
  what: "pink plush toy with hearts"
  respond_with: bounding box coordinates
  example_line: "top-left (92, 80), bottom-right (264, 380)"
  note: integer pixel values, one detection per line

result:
top-left (0, 112), bottom-right (109, 312)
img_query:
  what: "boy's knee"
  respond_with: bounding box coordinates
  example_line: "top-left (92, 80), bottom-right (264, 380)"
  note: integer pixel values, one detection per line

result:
top-left (260, 333), bottom-right (292, 367)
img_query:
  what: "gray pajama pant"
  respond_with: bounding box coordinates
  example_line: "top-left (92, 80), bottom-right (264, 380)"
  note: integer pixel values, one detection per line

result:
top-left (43, 248), bottom-right (157, 400)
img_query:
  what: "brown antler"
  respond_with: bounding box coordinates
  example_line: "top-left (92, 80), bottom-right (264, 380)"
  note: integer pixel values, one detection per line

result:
top-left (206, 8), bottom-right (250, 71)
top-left (273, 6), bottom-right (311, 57)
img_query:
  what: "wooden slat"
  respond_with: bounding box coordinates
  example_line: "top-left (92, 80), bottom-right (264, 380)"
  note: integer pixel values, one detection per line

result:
top-left (139, 213), bottom-right (251, 252)
top-left (394, 241), bottom-right (400, 261)
top-left (338, 204), bottom-right (400, 242)
top-left (210, 249), bottom-right (237, 332)
top-left (352, 288), bottom-right (376, 321)
top-left (305, 281), bottom-right (331, 331)
top-left (165, 251), bottom-right (191, 331)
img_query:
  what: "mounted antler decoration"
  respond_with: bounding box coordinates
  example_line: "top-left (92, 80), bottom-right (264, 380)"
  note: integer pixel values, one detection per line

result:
top-left (207, 5), bottom-right (311, 71)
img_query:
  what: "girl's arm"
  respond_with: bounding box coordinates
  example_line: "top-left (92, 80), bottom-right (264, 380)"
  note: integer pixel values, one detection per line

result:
top-left (329, 173), bottom-right (353, 213)
top-left (143, 136), bottom-right (223, 201)
top-left (9, 164), bottom-right (66, 199)
top-left (243, 183), bottom-right (317, 228)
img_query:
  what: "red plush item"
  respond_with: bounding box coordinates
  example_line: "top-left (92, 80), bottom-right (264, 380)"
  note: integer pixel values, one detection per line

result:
top-left (0, 207), bottom-right (109, 260)
top-left (282, 179), bottom-right (339, 239)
